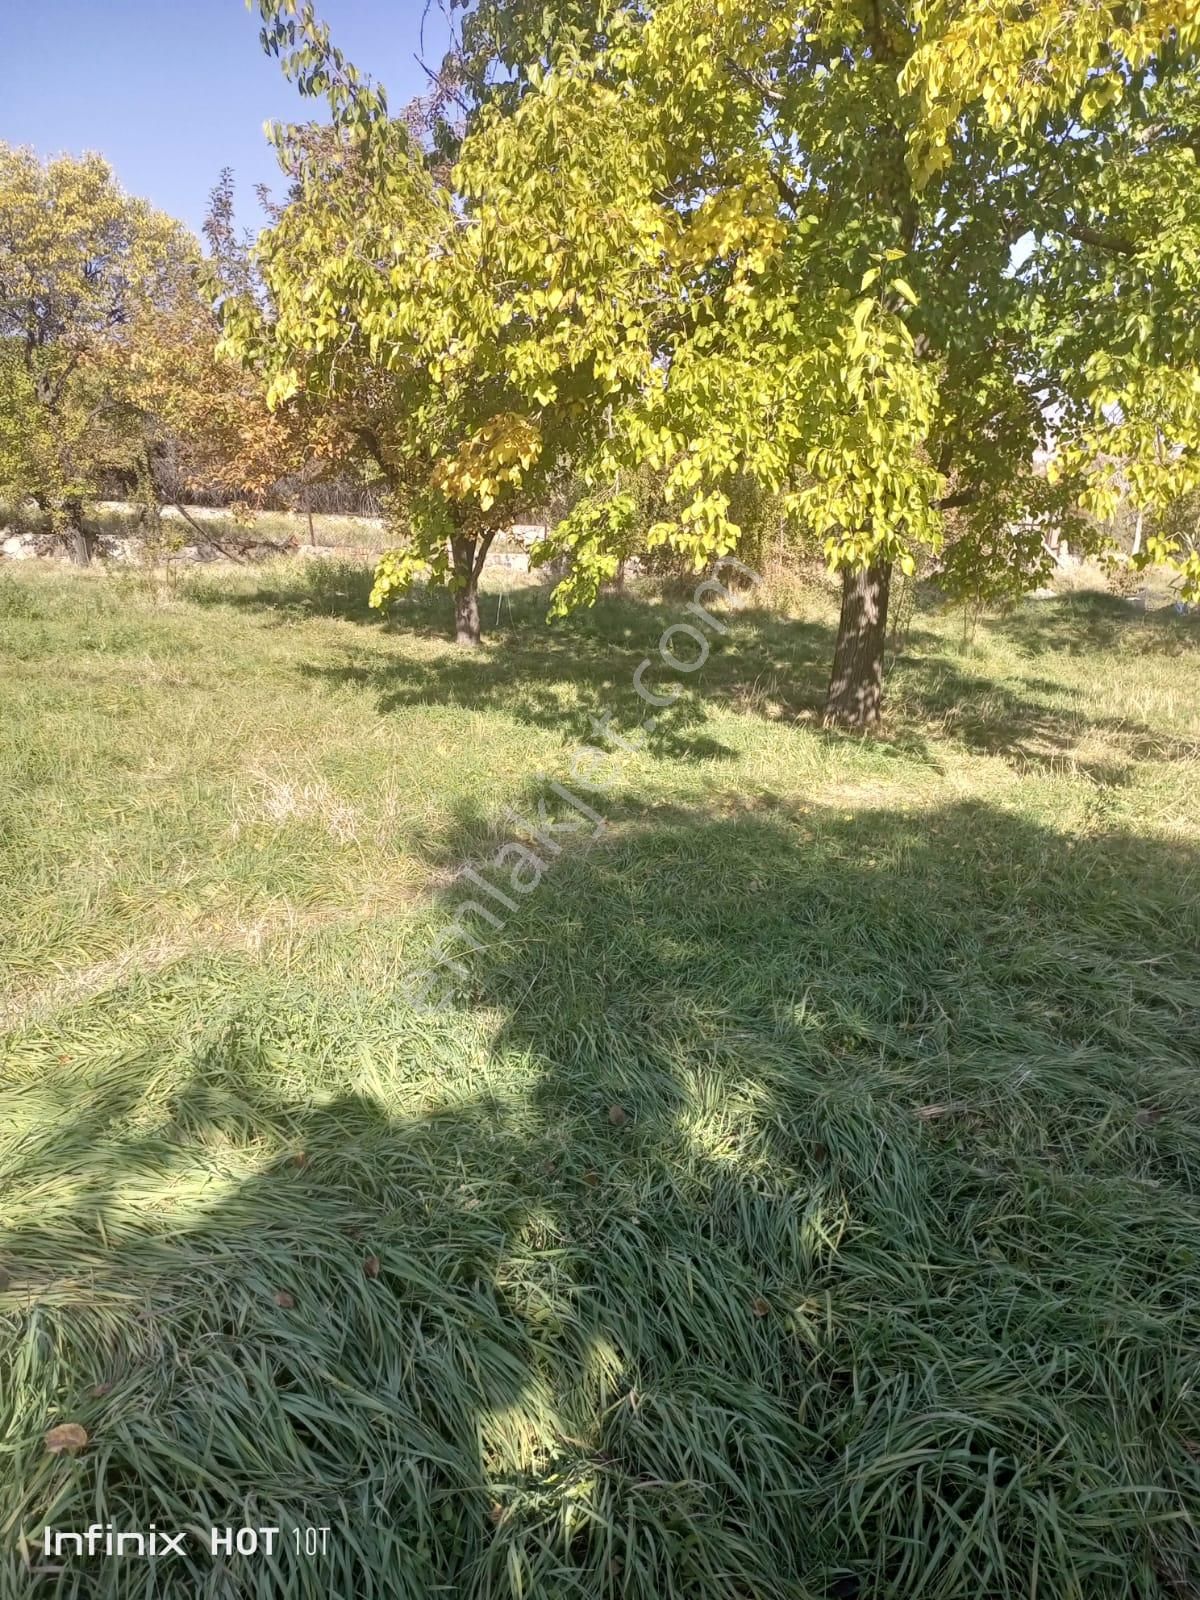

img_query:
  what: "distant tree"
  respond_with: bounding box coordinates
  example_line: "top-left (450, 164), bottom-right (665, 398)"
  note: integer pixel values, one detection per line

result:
top-left (125, 171), bottom-right (341, 536)
top-left (0, 145), bottom-right (189, 564)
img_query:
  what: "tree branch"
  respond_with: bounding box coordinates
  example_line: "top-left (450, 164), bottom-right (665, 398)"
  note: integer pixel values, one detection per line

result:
top-left (723, 55), bottom-right (784, 105)
top-left (170, 501), bottom-right (248, 563)
top-left (1065, 222), bottom-right (1138, 257)
top-left (472, 526), bottom-right (498, 582)
top-left (935, 487), bottom-right (979, 512)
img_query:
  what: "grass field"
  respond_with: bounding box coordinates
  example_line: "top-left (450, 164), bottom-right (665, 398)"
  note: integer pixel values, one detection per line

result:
top-left (1, 557), bottom-right (1199, 1599)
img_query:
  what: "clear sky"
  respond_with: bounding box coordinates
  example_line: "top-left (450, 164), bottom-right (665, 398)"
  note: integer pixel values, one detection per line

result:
top-left (3, 0), bottom-right (453, 239)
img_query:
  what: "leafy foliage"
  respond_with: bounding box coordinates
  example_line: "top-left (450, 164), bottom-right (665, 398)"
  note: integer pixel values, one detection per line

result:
top-left (126, 172), bottom-right (340, 522)
top-left (225, 7), bottom-right (637, 640)
top-left (247, 0), bottom-right (1200, 696)
top-left (450, 0), bottom-right (1200, 608)
top-left (0, 145), bottom-right (190, 555)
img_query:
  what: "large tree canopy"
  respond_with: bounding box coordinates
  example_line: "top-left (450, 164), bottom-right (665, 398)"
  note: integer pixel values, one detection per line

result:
top-left (250, 0), bottom-right (1200, 716)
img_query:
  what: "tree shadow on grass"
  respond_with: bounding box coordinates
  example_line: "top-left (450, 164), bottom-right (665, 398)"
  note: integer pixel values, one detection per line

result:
top-left (184, 556), bottom-right (384, 625)
top-left (297, 588), bottom-right (843, 764)
top-left (299, 601), bottom-right (1199, 784)
top-left (885, 655), bottom-right (1200, 784)
top-left (189, 561), bottom-right (1198, 781)
top-left (981, 589), bottom-right (1200, 659)
top-left (3, 799), bottom-right (1200, 1597)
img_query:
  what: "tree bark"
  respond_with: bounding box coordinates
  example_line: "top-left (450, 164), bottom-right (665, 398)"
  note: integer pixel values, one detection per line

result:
top-left (448, 530), bottom-right (494, 646)
top-left (61, 500), bottom-right (94, 567)
top-left (823, 560), bottom-right (892, 728)
top-left (453, 577), bottom-right (481, 646)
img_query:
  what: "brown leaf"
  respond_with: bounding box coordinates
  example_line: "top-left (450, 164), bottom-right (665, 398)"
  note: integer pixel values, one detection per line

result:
top-left (44, 1423), bottom-right (88, 1455)
top-left (608, 1104), bottom-right (628, 1126)
top-left (273, 1289), bottom-right (295, 1309)
top-left (750, 1296), bottom-right (770, 1319)
top-left (363, 1255), bottom-right (381, 1279)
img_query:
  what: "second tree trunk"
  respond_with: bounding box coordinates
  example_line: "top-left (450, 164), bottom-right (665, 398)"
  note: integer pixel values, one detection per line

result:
top-left (823, 560), bottom-right (892, 728)
top-left (454, 579), bottom-right (481, 647)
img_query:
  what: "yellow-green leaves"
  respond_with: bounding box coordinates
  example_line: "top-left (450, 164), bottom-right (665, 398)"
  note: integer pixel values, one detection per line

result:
top-left (245, 0), bottom-right (1200, 614)
top-left (902, 0), bottom-right (1200, 184)
top-left (0, 143), bottom-right (194, 540)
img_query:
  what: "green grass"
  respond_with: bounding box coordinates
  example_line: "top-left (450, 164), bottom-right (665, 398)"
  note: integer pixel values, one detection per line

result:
top-left (1, 558), bottom-right (1199, 1598)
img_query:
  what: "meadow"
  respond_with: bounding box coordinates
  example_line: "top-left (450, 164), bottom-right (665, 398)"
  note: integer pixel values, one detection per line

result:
top-left (1, 557), bottom-right (1199, 1598)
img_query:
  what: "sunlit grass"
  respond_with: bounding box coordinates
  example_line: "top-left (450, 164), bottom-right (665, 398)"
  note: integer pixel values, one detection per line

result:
top-left (1, 559), bottom-right (1199, 1597)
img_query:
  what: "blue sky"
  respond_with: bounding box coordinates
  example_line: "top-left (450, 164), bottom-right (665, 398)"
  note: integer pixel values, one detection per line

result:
top-left (3, 0), bottom-right (452, 238)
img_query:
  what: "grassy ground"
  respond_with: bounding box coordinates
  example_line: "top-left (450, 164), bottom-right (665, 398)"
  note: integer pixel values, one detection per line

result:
top-left (1, 557), bottom-right (1198, 1599)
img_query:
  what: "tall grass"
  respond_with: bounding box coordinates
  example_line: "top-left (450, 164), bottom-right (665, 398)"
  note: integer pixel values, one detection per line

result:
top-left (1, 561), bottom-right (1198, 1597)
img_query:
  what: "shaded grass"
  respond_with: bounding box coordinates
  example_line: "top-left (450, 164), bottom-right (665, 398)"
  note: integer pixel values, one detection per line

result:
top-left (1, 560), bottom-right (1199, 1598)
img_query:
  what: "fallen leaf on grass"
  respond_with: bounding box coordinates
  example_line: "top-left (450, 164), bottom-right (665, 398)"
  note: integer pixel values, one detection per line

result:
top-left (44, 1423), bottom-right (88, 1455)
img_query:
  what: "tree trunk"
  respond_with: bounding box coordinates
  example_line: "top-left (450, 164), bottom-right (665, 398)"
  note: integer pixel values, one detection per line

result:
top-left (823, 560), bottom-right (892, 728)
top-left (62, 501), bottom-right (94, 567)
top-left (449, 531), bottom-right (490, 646)
top-left (454, 578), bottom-right (481, 647)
